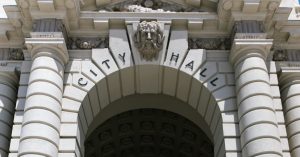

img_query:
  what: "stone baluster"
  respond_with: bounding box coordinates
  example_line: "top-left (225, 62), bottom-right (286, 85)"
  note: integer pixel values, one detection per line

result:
top-left (230, 38), bottom-right (282, 156)
top-left (0, 66), bottom-right (18, 157)
top-left (279, 66), bottom-right (300, 157)
top-left (18, 19), bottom-right (68, 157)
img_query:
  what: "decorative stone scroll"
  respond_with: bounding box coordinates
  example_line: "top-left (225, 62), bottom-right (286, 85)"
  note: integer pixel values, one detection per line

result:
top-left (68, 37), bottom-right (109, 49)
top-left (98, 0), bottom-right (204, 12)
top-left (0, 48), bottom-right (24, 60)
top-left (273, 49), bottom-right (300, 61)
top-left (188, 38), bottom-right (231, 50)
top-left (134, 21), bottom-right (164, 61)
top-left (273, 49), bottom-right (288, 61)
top-left (8, 48), bottom-right (24, 60)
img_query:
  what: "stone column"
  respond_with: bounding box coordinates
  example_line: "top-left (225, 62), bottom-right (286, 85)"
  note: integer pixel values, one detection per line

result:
top-left (0, 66), bottom-right (18, 157)
top-left (17, 31), bottom-right (68, 156)
top-left (230, 38), bottom-right (282, 157)
top-left (279, 66), bottom-right (300, 157)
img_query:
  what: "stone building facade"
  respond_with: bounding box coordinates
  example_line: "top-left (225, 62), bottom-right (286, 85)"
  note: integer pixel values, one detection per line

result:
top-left (0, 0), bottom-right (300, 157)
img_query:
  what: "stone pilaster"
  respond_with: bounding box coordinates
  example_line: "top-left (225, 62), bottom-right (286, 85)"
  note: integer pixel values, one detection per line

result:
top-left (17, 29), bottom-right (68, 156)
top-left (278, 65), bottom-right (300, 157)
top-left (230, 38), bottom-right (283, 157)
top-left (0, 66), bottom-right (18, 157)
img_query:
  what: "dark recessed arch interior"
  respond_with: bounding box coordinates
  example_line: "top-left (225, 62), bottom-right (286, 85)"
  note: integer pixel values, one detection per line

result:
top-left (85, 94), bottom-right (214, 140)
top-left (85, 108), bottom-right (214, 157)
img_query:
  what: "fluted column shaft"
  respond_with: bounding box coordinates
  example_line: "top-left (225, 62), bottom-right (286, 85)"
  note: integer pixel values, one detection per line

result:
top-left (279, 69), bottom-right (300, 157)
top-left (18, 35), bottom-right (68, 157)
top-left (0, 69), bottom-right (18, 157)
top-left (230, 40), bottom-right (282, 157)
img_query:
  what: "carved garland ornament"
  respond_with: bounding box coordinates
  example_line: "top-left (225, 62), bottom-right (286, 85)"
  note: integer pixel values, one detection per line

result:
top-left (134, 21), bottom-right (164, 61)
top-left (98, 0), bottom-right (205, 12)
top-left (188, 38), bottom-right (231, 50)
top-left (9, 48), bottom-right (24, 60)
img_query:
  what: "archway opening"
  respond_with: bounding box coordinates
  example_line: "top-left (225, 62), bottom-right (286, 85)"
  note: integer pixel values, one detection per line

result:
top-left (84, 108), bottom-right (214, 157)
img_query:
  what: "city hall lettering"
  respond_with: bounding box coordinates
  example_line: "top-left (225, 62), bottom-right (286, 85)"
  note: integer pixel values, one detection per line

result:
top-left (0, 1), bottom-right (299, 157)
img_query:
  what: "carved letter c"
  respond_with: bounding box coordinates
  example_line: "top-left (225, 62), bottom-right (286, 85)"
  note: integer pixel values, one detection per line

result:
top-left (78, 77), bottom-right (88, 87)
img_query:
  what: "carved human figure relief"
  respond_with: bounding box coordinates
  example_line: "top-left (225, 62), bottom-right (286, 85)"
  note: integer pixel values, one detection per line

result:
top-left (134, 21), bottom-right (165, 61)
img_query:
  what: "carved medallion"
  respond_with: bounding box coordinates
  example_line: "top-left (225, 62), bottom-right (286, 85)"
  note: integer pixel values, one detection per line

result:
top-left (134, 21), bottom-right (164, 61)
top-left (273, 49), bottom-right (288, 61)
top-left (9, 49), bottom-right (24, 60)
top-left (0, 48), bottom-right (24, 60)
top-left (68, 37), bottom-right (108, 49)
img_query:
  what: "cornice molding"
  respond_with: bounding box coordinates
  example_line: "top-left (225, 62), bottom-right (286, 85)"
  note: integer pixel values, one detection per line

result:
top-left (0, 0), bottom-right (300, 49)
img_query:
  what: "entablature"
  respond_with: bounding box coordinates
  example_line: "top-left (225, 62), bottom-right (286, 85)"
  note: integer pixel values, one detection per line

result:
top-left (0, 0), bottom-right (300, 52)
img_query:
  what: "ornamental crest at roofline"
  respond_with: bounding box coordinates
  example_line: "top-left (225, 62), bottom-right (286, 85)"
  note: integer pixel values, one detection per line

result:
top-left (97, 0), bottom-right (215, 12)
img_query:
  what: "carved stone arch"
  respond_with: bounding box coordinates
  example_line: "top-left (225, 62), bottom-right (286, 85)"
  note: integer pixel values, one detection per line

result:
top-left (62, 62), bottom-right (238, 157)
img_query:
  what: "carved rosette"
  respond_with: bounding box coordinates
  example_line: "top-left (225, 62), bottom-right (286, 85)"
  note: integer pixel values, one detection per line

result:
top-left (9, 49), bottom-right (24, 60)
top-left (134, 21), bottom-right (164, 61)
top-left (273, 49), bottom-right (288, 61)
top-left (68, 37), bottom-right (109, 49)
top-left (0, 48), bottom-right (24, 60)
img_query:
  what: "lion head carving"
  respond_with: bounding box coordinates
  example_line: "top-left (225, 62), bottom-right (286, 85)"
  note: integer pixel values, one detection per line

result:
top-left (134, 21), bottom-right (165, 61)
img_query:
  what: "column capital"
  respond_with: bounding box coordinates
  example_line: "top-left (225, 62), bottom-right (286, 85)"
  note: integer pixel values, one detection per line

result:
top-left (25, 32), bottom-right (69, 65)
top-left (25, 19), bottom-right (69, 65)
top-left (229, 38), bottom-right (273, 66)
top-left (278, 63), bottom-right (300, 88)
